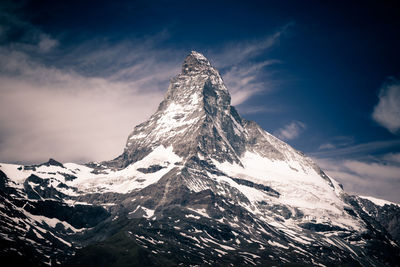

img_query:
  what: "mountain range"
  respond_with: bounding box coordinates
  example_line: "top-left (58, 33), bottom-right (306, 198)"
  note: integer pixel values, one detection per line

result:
top-left (1, 51), bottom-right (399, 266)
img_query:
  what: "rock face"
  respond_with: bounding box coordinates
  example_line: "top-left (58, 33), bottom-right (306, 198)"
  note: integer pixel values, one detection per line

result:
top-left (355, 196), bottom-right (400, 244)
top-left (1, 51), bottom-right (400, 266)
top-left (109, 51), bottom-right (245, 168)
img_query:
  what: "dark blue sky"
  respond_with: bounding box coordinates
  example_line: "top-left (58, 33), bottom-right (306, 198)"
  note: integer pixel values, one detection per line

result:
top-left (0, 0), bottom-right (399, 201)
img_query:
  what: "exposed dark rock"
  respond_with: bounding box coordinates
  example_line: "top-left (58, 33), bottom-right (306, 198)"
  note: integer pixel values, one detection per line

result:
top-left (137, 165), bottom-right (165, 173)
top-left (230, 177), bottom-right (280, 197)
top-left (23, 174), bottom-right (75, 200)
top-left (299, 222), bottom-right (347, 232)
top-left (24, 158), bottom-right (64, 171)
top-left (23, 200), bottom-right (110, 229)
top-left (356, 197), bottom-right (400, 244)
top-left (58, 172), bottom-right (78, 181)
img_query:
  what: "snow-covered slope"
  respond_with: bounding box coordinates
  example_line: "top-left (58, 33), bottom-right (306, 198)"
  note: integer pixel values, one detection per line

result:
top-left (1, 51), bottom-right (399, 266)
top-left (358, 195), bottom-right (400, 207)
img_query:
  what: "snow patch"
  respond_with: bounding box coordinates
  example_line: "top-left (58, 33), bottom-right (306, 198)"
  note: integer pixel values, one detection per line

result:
top-left (358, 195), bottom-right (400, 207)
top-left (187, 208), bottom-right (210, 218)
top-left (141, 207), bottom-right (155, 218)
top-left (185, 214), bottom-right (201, 219)
top-left (268, 240), bottom-right (289, 249)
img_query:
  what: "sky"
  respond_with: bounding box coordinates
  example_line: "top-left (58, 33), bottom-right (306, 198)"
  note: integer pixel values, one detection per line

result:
top-left (0, 0), bottom-right (399, 202)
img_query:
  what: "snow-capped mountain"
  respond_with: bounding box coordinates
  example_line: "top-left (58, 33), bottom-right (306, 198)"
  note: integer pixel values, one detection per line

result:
top-left (1, 51), bottom-right (399, 266)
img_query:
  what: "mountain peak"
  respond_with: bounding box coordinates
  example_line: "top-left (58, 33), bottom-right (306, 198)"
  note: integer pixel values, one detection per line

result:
top-left (106, 51), bottom-right (237, 167)
top-left (182, 51), bottom-right (212, 74)
top-left (189, 50), bottom-right (207, 60)
top-left (2, 51), bottom-right (400, 267)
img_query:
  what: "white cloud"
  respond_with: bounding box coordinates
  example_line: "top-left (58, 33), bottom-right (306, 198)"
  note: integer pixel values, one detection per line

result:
top-left (236, 105), bottom-right (276, 115)
top-left (383, 153), bottom-right (400, 163)
top-left (318, 136), bottom-right (355, 151)
top-left (318, 143), bottom-right (335, 150)
top-left (343, 160), bottom-right (400, 180)
top-left (372, 78), bottom-right (400, 134)
top-left (222, 60), bottom-right (278, 106)
top-left (274, 121), bottom-right (306, 141)
top-left (211, 22), bottom-right (292, 68)
top-left (0, 34), bottom-right (182, 164)
top-left (0, 51), bottom-right (165, 164)
top-left (38, 34), bottom-right (58, 52)
top-left (310, 139), bottom-right (400, 158)
top-left (210, 23), bottom-right (293, 107)
top-left (314, 156), bottom-right (400, 203)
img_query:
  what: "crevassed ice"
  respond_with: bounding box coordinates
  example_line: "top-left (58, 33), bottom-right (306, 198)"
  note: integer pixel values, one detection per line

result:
top-left (67, 145), bottom-right (182, 194)
top-left (212, 151), bottom-right (364, 231)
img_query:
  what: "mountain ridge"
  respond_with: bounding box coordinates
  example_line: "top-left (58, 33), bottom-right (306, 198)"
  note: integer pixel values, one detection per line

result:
top-left (108, 51), bottom-right (240, 168)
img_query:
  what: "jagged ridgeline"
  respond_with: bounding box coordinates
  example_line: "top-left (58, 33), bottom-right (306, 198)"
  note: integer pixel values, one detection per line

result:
top-left (1, 51), bottom-right (399, 266)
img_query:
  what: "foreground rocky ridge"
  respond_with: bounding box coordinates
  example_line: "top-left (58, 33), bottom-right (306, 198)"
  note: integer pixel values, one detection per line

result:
top-left (1, 51), bottom-right (399, 266)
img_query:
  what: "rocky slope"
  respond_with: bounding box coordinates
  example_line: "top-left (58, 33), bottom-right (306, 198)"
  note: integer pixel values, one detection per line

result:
top-left (1, 51), bottom-right (399, 266)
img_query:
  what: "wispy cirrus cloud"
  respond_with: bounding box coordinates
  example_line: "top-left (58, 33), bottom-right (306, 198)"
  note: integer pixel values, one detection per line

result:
top-left (312, 138), bottom-right (400, 203)
top-left (0, 46), bottom-right (169, 164)
top-left (383, 153), bottom-right (400, 163)
top-left (38, 34), bottom-right (58, 52)
top-left (211, 22), bottom-right (292, 68)
top-left (237, 105), bottom-right (278, 115)
top-left (209, 23), bottom-right (293, 107)
top-left (315, 155), bottom-right (400, 203)
top-left (372, 77), bottom-right (400, 134)
top-left (274, 121), bottom-right (306, 141)
top-left (318, 136), bottom-right (354, 150)
top-left (310, 139), bottom-right (400, 158)
top-left (318, 143), bottom-right (335, 150)
top-left (221, 60), bottom-right (279, 106)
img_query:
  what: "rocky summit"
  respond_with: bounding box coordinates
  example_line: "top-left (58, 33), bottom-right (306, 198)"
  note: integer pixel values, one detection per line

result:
top-left (1, 51), bottom-right (399, 267)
